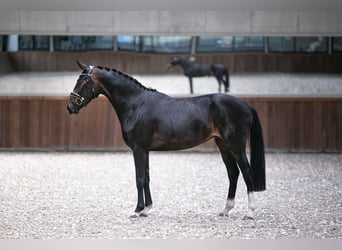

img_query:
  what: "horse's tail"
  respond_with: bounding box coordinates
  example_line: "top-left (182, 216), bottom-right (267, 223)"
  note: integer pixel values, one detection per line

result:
top-left (248, 106), bottom-right (266, 192)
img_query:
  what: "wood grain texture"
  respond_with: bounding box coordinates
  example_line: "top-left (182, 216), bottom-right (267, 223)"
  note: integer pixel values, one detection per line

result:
top-left (0, 96), bottom-right (341, 151)
top-left (4, 51), bottom-right (342, 74)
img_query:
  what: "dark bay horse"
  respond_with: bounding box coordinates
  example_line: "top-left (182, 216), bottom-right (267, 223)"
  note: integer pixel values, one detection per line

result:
top-left (169, 57), bottom-right (230, 94)
top-left (67, 62), bottom-right (265, 219)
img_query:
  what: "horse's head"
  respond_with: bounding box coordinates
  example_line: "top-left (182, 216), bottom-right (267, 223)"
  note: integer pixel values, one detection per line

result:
top-left (169, 57), bottom-right (180, 67)
top-left (168, 57), bottom-right (182, 70)
top-left (67, 61), bottom-right (100, 114)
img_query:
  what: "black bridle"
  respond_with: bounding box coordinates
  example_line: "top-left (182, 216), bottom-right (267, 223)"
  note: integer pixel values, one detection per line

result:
top-left (69, 72), bottom-right (92, 106)
top-left (69, 91), bottom-right (85, 106)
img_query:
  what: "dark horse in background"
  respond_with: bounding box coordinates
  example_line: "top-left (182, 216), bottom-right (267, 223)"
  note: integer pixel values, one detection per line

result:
top-left (169, 57), bottom-right (230, 94)
top-left (67, 62), bottom-right (265, 219)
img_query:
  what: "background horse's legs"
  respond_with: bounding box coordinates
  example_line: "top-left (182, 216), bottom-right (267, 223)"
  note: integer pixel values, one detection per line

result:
top-left (132, 148), bottom-right (153, 217)
top-left (223, 68), bottom-right (230, 93)
top-left (188, 77), bottom-right (194, 94)
top-left (214, 75), bottom-right (222, 93)
top-left (215, 139), bottom-right (240, 216)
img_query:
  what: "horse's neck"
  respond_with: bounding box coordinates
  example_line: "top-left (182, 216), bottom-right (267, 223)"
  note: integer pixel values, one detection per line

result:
top-left (178, 60), bottom-right (192, 70)
top-left (100, 72), bottom-right (145, 117)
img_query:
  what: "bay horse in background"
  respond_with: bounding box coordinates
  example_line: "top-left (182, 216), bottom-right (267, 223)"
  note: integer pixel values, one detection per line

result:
top-left (169, 57), bottom-right (230, 94)
top-left (67, 61), bottom-right (265, 220)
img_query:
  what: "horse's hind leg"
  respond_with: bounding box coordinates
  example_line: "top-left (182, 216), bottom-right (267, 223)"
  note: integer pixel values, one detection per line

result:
top-left (230, 149), bottom-right (256, 219)
top-left (215, 76), bottom-right (222, 93)
top-left (216, 136), bottom-right (256, 219)
top-left (215, 139), bottom-right (239, 216)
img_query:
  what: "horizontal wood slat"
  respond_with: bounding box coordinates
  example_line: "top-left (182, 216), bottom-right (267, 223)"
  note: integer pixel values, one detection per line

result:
top-left (4, 51), bottom-right (342, 74)
top-left (0, 96), bottom-right (341, 151)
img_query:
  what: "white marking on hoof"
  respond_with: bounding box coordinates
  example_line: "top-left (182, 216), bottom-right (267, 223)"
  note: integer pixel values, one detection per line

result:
top-left (140, 204), bottom-right (153, 217)
top-left (145, 204), bottom-right (153, 213)
top-left (244, 192), bottom-right (256, 220)
top-left (129, 205), bottom-right (153, 218)
top-left (219, 199), bottom-right (234, 217)
top-left (248, 192), bottom-right (256, 210)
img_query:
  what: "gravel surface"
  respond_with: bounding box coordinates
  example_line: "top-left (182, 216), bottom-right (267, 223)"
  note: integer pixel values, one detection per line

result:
top-left (0, 152), bottom-right (341, 239)
top-left (0, 72), bottom-right (341, 96)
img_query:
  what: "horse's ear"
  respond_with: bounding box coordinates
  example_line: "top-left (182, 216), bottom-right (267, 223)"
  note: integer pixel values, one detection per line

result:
top-left (76, 61), bottom-right (88, 71)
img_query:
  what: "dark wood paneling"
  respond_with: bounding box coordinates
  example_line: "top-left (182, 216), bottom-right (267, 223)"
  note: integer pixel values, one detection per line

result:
top-left (5, 51), bottom-right (342, 74)
top-left (0, 96), bottom-right (341, 151)
top-left (0, 52), bottom-right (13, 73)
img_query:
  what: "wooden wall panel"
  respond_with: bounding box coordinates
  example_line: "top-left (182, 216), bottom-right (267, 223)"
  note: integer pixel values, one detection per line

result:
top-left (0, 96), bottom-right (341, 151)
top-left (242, 97), bottom-right (342, 152)
top-left (4, 51), bottom-right (342, 74)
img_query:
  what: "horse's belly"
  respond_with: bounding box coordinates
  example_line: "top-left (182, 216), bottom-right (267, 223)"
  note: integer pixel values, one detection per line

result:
top-left (149, 137), bottom-right (206, 151)
top-left (149, 126), bottom-right (214, 151)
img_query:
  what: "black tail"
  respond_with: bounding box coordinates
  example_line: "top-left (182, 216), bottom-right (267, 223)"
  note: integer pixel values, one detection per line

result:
top-left (249, 106), bottom-right (266, 191)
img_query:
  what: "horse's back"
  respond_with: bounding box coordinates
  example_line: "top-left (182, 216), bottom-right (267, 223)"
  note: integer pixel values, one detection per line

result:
top-left (148, 93), bottom-right (250, 125)
top-left (211, 63), bottom-right (226, 70)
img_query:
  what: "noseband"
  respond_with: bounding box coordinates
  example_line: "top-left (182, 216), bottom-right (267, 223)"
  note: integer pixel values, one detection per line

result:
top-left (70, 91), bottom-right (85, 106)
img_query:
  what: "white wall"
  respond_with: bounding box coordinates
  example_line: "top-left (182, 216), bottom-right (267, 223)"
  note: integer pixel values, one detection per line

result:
top-left (0, 11), bottom-right (341, 36)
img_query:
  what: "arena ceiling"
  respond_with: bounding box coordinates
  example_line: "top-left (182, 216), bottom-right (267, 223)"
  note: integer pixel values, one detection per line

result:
top-left (1, 0), bottom-right (342, 35)
top-left (2, 0), bottom-right (342, 11)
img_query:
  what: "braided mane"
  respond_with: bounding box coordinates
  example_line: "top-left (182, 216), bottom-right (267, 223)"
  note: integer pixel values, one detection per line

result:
top-left (96, 66), bottom-right (156, 92)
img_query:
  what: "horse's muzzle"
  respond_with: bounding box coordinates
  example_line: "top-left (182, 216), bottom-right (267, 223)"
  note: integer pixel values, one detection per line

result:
top-left (67, 102), bottom-right (79, 114)
top-left (167, 63), bottom-right (174, 70)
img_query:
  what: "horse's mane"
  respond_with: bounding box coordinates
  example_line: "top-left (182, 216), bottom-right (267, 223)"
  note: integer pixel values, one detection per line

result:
top-left (96, 65), bottom-right (156, 92)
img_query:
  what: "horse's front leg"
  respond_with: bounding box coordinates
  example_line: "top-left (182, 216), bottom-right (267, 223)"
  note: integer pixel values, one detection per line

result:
top-left (214, 76), bottom-right (222, 93)
top-left (188, 77), bottom-right (194, 94)
top-left (130, 147), bottom-right (153, 218)
top-left (143, 153), bottom-right (153, 213)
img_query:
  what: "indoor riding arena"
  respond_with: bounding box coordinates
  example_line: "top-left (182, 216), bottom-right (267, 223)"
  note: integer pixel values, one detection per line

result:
top-left (1, 1), bottom-right (341, 240)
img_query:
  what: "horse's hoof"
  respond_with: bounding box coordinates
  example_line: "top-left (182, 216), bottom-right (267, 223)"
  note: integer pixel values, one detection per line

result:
top-left (139, 205), bottom-right (152, 217)
top-left (139, 212), bottom-right (149, 217)
top-left (218, 211), bottom-right (229, 217)
top-left (243, 215), bottom-right (254, 220)
top-left (129, 212), bottom-right (140, 219)
top-left (243, 206), bottom-right (255, 220)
